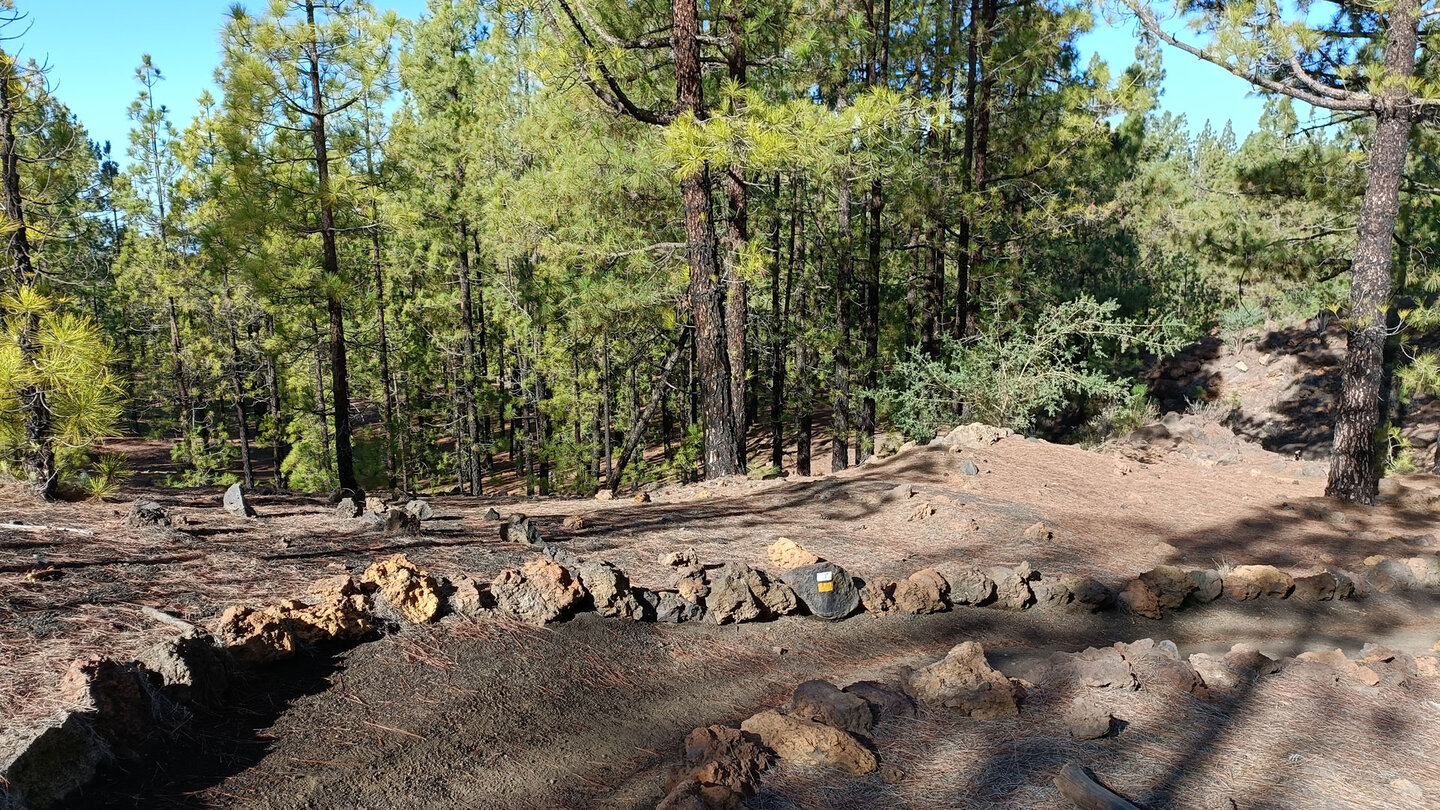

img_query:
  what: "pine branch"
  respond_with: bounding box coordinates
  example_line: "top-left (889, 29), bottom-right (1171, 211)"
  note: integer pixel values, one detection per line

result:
top-left (1122, 0), bottom-right (1375, 112)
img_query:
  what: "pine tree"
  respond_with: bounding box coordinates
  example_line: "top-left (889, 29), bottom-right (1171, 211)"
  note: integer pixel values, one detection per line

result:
top-left (1125, 0), bottom-right (1440, 503)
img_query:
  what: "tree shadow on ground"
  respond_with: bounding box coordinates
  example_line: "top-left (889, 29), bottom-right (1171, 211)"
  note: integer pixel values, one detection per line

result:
top-left (55, 645), bottom-right (353, 810)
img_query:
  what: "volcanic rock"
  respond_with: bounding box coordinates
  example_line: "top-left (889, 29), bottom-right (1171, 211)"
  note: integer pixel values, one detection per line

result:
top-left (57, 657), bottom-right (156, 757)
top-left (0, 713), bottom-right (105, 810)
top-left (1139, 565), bottom-right (1195, 609)
top-left (1225, 565), bottom-right (1293, 599)
top-left (936, 564), bottom-right (996, 606)
top-left (491, 557), bottom-right (587, 624)
top-left (662, 548), bottom-right (700, 567)
top-left (842, 680), bottom-right (918, 721)
top-left (893, 568), bottom-right (949, 614)
top-left (222, 483), bottom-right (256, 518)
top-left (767, 537), bottom-right (821, 569)
top-left (404, 499), bottom-right (436, 521)
top-left (989, 565), bottom-right (1036, 610)
top-left (907, 641), bottom-right (1017, 718)
top-left (740, 710), bottom-right (877, 775)
top-left (362, 555), bottom-right (441, 624)
top-left (858, 577), bottom-right (898, 614)
top-left (679, 724), bottom-right (772, 796)
top-left (1064, 696), bottom-right (1113, 740)
top-left (780, 561), bottom-right (861, 620)
top-left (124, 500), bottom-right (170, 528)
top-left (790, 680), bottom-right (874, 736)
top-left (1292, 571), bottom-right (1338, 600)
top-left (1186, 569), bottom-right (1224, 603)
top-left (1118, 579), bottom-right (1162, 619)
top-left (138, 630), bottom-right (228, 708)
top-left (499, 514), bottom-right (544, 548)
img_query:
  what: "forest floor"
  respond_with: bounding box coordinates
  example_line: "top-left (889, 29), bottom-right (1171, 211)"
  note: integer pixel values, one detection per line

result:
top-left (3, 413), bottom-right (1440, 808)
top-left (6, 321), bottom-right (1440, 809)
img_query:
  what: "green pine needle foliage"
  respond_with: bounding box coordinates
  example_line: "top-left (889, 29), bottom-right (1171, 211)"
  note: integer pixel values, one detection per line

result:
top-left (879, 296), bottom-right (1187, 440)
top-left (0, 289), bottom-right (125, 471)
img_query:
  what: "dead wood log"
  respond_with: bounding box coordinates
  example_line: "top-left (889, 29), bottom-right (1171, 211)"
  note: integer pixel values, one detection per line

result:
top-left (0, 521), bottom-right (95, 535)
top-left (1055, 763), bottom-right (1143, 810)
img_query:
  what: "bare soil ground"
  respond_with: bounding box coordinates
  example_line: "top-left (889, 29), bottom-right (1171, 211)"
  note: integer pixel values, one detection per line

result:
top-left (5, 404), bottom-right (1440, 807)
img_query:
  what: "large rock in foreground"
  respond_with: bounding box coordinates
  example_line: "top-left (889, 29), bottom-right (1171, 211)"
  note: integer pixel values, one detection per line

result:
top-left (790, 680), bottom-right (874, 736)
top-left (707, 563), bottom-right (797, 624)
top-left (362, 555), bottom-right (442, 624)
top-left (907, 641), bottom-right (1017, 718)
top-left (0, 713), bottom-right (105, 810)
top-left (780, 562), bottom-right (860, 620)
top-left (679, 725), bottom-right (772, 797)
top-left (740, 710), bottom-right (877, 775)
top-left (492, 557), bottom-right (587, 624)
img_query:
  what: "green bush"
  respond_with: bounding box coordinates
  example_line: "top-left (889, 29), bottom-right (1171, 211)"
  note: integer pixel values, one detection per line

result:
top-left (279, 413), bottom-right (338, 493)
top-left (878, 296), bottom-right (1186, 440)
top-left (0, 288), bottom-right (125, 477)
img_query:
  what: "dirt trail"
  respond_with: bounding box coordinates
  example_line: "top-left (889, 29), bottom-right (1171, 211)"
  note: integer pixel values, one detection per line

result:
top-left (63, 590), bottom-right (1440, 810)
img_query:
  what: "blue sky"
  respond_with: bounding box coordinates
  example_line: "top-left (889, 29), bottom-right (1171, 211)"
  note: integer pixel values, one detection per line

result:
top-left (15, 0), bottom-right (1266, 165)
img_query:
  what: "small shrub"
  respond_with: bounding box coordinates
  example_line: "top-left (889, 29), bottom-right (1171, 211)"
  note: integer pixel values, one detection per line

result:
top-left (1384, 425), bottom-right (1417, 475)
top-left (81, 453), bottom-right (132, 501)
top-left (1085, 383), bottom-right (1160, 442)
top-left (661, 423), bottom-right (704, 484)
top-left (1186, 390), bottom-right (1241, 422)
top-left (878, 296), bottom-right (1186, 440)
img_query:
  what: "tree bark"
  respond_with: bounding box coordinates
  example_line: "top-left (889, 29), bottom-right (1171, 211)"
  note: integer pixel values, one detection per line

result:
top-left (458, 213), bottom-right (483, 494)
top-left (306, 0), bottom-right (358, 497)
top-left (219, 273), bottom-right (254, 488)
top-left (722, 1), bottom-right (750, 471)
top-left (833, 84), bottom-right (853, 472)
top-left (264, 314), bottom-right (285, 486)
top-left (0, 57), bottom-right (53, 498)
top-left (674, 0), bottom-right (740, 478)
top-left (858, 0), bottom-right (890, 464)
top-left (954, 0), bottom-right (991, 338)
top-left (370, 216), bottom-right (396, 490)
top-left (769, 173), bottom-right (789, 472)
top-left (1326, 1), bottom-right (1419, 505)
top-left (794, 180), bottom-right (813, 477)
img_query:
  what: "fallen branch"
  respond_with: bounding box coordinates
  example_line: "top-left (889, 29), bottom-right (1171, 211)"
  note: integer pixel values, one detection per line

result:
top-left (139, 606), bottom-right (202, 634)
top-left (1055, 763), bottom-right (1144, 810)
top-left (0, 522), bottom-right (95, 536)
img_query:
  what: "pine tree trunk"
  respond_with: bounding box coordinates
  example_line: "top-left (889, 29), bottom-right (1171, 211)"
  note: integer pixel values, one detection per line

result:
top-left (166, 297), bottom-right (192, 450)
top-left (954, 0), bottom-right (989, 338)
top-left (370, 213), bottom-right (397, 491)
top-left (264, 318), bottom-right (285, 487)
top-left (674, 0), bottom-right (740, 479)
top-left (306, 0), bottom-right (358, 498)
top-left (222, 292), bottom-right (254, 488)
top-left (458, 216), bottom-right (483, 494)
top-left (833, 84), bottom-right (853, 471)
top-left (609, 330), bottom-right (690, 490)
top-left (313, 328), bottom-right (333, 476)
top-left (602, 334), bottom-right (614, 482)
top-left (1, 61), bottom-right (53, 498)
top-left (1325, 2), bottom-right (1419, 505)
top-left (769, 173), bottom-right (789, 472)
top-left (722, 3), bottom-right (750, 472)
top-left (794, 180), bottom-right (813, 477)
